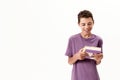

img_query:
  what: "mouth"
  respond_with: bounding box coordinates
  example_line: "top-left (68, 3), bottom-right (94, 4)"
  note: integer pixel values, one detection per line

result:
top-left (84, 29), bottom-right (90, 32)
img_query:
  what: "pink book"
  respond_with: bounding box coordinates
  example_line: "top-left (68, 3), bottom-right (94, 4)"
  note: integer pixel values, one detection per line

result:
top-left (83, 46), bottom-right (102, 59)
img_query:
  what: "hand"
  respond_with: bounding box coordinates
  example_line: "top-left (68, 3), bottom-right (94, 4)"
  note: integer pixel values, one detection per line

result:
top-left (96, 59), bottom-right (101, 65)
top-left (76, 48), bottom-right (88, 60)
top-left (94, 53), bottom-right (103, 60)
top-left (93, 53), bottom-right (103, 65)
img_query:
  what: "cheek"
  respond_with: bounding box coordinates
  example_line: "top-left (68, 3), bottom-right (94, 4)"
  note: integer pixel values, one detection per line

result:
top-left (87, 25), bottom-right (93, 29)
top-left (87, 27), bottom-right (92, 31)
top-left (80, 26), bottom-right (84, 30)
top-left (89, 26), bottom-right (92, 29)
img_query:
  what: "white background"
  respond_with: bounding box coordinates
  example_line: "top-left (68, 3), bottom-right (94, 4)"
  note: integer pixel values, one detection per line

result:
top-left (0, 0), bottom-right (120, 80)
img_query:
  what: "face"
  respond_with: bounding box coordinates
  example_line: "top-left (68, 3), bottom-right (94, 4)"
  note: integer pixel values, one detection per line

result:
top-left (78, 17), bottom-right (94, 35)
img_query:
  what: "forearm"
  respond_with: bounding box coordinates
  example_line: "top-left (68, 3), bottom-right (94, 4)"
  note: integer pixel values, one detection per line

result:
top-left (94, 53), bottom-right (103, 65)
top-left (68, 55), bottom-right (78, 65)
top-left (68, 49), bottom-right (87, 65)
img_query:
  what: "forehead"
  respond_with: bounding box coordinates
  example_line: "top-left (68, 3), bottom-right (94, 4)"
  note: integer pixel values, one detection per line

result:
top-left (80, 17), bottom-right (93, 23)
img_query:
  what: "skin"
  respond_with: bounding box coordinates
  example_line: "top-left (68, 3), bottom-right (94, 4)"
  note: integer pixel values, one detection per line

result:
top-left (68, 17), bottom-right (103, 65)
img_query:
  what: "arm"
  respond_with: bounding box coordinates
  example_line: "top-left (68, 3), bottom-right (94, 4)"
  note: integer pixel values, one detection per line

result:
top-left (93, 53), bottom-right (103, 65)
top-left (95, 38), bottom-right (103, 65)
top-left (68, 49), bottom-right (88, 65)
top-left (68, 52), bottom-right (80, 65)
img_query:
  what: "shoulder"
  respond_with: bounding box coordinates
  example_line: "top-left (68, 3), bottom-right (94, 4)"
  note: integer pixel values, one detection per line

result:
top-left (93, 34), bottom-right (103, 40)
top-left (69, 33), bottom-right (80, 41)
top-left (93, 34), bottom-right (103, 47)
top-left (93, 34), bottom-right (103, 45)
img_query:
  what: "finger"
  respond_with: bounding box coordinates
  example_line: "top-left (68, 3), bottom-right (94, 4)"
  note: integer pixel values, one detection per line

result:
top-left (82, 48), bottom-right (86, 52)
top-left (78, 48), bottom-right (82, 53)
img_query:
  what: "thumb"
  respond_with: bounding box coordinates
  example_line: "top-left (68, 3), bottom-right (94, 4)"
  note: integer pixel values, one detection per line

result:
top-left (81, 48), bottom-right (86, 52)
top-left (79, 48), bottom-right (85, 53)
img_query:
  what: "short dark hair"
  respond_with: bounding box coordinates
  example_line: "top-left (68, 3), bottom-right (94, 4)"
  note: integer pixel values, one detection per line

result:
top-left (78, 10), bottom-right (94, 23)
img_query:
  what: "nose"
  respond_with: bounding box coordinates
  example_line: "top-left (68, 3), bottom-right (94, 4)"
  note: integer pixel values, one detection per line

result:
top-left (85, 24), bottom-right (89, 29)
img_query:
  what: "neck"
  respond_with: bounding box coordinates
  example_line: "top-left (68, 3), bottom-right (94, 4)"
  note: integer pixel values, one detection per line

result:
top-left (80, 32), bottom-right (92, 38)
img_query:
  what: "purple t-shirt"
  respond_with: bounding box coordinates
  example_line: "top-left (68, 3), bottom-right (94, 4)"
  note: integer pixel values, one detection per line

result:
top-left (65, 33), bottom-right (103, 80)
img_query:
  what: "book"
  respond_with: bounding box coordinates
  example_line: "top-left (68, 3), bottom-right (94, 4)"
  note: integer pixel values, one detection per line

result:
top-left (83, 46), bottom-right (102, 59)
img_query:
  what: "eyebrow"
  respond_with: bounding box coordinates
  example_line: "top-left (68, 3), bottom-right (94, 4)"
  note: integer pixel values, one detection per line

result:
top-left (81, 22), bottom-right (92, 24)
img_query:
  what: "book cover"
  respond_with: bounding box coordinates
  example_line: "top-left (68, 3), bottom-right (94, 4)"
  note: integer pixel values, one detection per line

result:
top-left (83, 46), bottom-right (102, 59)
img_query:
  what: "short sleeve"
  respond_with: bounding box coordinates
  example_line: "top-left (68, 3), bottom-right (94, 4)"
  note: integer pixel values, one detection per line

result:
top-left (65, 38), bottom-right (73, 57)
top-left (98, 38), bottom-right (103, 53)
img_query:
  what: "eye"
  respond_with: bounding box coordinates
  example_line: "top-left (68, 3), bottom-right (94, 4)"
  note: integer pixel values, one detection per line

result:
top-left (81, 23), bottom-right (85, 26)
top-left (88, 22), bottom-right (92, 26)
